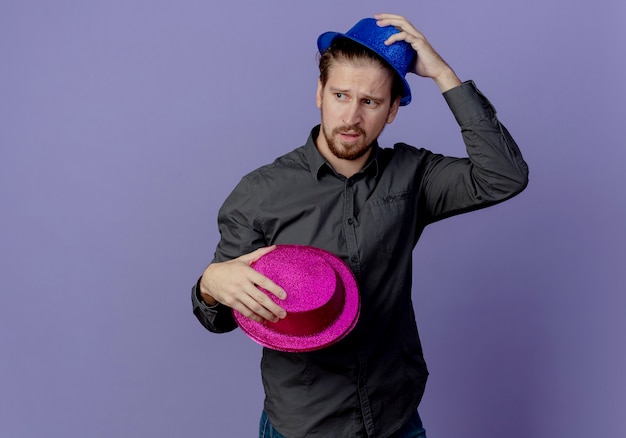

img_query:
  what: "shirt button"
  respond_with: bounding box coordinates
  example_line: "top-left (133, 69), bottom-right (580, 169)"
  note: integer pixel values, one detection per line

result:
top-left (347, 218), bottom-right (354, 225)
top-left (351, 256), bottom-right (359, 263)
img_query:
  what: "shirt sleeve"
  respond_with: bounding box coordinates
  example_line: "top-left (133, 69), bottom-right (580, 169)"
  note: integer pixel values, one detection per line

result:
top-left (419, 80), bottom-right (529, 222)
top-left (191, 277), bottom-right (238, 333)
top-left (191, 174), bottom-right (267, 333)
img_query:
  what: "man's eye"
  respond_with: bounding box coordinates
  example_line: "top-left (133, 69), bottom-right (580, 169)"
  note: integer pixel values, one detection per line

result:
top-left (336, 93), bottom-right (346, 99)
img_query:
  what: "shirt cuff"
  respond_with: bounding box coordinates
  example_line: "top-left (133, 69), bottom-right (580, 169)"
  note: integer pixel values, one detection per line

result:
top-left (443, 80), bottom-right (497, 127)
top-left (191, 277), bottom-right (238, 333)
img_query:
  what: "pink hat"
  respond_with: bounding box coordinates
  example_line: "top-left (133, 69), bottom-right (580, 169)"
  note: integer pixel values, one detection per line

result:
top-left (233, 245), bottom-right (360, 352)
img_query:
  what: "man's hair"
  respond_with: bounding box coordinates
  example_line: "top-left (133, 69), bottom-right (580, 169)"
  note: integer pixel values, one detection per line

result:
top-left (318, 37), bottom-right (404, 104)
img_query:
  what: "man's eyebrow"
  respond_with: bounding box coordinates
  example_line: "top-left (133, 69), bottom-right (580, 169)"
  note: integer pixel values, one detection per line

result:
top-left (328, 87), bottom-right (385, 101)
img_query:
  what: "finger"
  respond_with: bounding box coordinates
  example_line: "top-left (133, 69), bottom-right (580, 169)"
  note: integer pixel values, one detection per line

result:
top-left (250, 270), bottom-right (287, 300)
top-left (240, 285), bottom-right (287, 322)
top-left (383, 32), bottom-right (424, 51)
top-left (220, 282), bottom-right (285, 323)
top-left (374, 14), bottom-right (413, 30)
top-left (247, 275), bottom-right (287, 319)
top-left (383, 31), bottom-right (412, 46)
top-left (374, 15), bottom-right (421, 38)
top-left (373, 13), bottom-right (405, 21)
top-left (233, 298), bottom-right (276, 323)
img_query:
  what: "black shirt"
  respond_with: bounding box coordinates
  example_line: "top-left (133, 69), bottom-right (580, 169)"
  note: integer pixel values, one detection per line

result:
top-left (192, 81), bottom-right (529, 437)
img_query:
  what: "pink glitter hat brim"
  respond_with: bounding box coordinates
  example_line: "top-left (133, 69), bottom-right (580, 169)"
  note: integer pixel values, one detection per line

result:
top-left (233, 246), bottom-right (360, 352)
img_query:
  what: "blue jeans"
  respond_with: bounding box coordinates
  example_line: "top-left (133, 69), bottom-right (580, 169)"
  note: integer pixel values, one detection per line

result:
top-left (259, 410), bottom-right (426, 437)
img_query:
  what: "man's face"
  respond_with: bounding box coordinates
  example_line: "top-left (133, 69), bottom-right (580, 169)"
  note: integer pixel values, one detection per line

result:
top-left (316, 59), bottom-right (400, 161)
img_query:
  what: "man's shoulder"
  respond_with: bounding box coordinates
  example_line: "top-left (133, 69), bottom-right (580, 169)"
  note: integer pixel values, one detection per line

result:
top-left (243, 145), bottom-right (310, 182)
top-left (378, 142), bottom-right (434, 165)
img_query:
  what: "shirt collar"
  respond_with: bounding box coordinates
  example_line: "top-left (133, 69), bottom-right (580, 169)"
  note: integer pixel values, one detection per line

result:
top-left (304, 125), bottom-right (380, 180)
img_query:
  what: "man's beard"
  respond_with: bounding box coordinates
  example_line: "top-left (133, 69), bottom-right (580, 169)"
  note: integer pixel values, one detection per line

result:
top-left (322, 124), bottom-right (371, 161)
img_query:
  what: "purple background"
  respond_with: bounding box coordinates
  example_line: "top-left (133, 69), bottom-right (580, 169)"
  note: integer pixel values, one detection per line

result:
top-left (2, 0), bottom-right (625, 436)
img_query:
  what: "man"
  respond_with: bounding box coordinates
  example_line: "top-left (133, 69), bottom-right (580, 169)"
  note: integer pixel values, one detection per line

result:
top-left (192, 13), bottom-right (528, 438)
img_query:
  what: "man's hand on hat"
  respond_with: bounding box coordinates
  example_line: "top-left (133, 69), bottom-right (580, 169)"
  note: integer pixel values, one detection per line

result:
top-left (374, 13), bottom-right (462, 92)
top-left (199, 246), bottom-right (287, 324)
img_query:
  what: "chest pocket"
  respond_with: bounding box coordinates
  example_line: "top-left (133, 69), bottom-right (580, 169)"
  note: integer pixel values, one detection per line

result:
top-left (367, 192), bottom-right (413, 256)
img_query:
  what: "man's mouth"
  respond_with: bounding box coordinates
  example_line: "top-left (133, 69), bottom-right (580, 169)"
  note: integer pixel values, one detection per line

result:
top-left (339, 131), bottom-right (360, 139)
top-left (336, 126), bottom-right (365, 142)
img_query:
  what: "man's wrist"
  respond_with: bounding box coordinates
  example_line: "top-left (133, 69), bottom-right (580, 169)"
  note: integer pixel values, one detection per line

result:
top-left (434, 68), bottom-right (462, 93)
top-left (196, 276), bottom-right (219, 307)
top-left (201, 292), bottom-right (218, 307)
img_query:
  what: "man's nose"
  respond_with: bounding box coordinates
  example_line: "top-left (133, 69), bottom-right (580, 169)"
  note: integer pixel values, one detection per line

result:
top-left (343, 102), bottom-right (362, 126)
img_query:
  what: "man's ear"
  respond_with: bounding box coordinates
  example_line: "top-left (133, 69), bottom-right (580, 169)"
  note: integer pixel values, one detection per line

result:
top-left (316, 79), bottom-right (323, 109)
top-left (386, 96), bottom-right (401, 124)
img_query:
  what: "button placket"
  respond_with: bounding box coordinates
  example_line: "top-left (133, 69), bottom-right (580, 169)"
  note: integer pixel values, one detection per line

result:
top-left (343, 179), bottom-right (361, 281)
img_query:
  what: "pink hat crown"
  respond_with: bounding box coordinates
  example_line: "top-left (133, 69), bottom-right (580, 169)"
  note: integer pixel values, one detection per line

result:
top-left (233, 245), bottom-right (360, 352)
top-left (256, 251), bottom-right (345, 336)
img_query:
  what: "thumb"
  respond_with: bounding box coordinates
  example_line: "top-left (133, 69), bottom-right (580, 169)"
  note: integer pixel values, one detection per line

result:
top-left (240, 245), bottom-right (278, 265)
